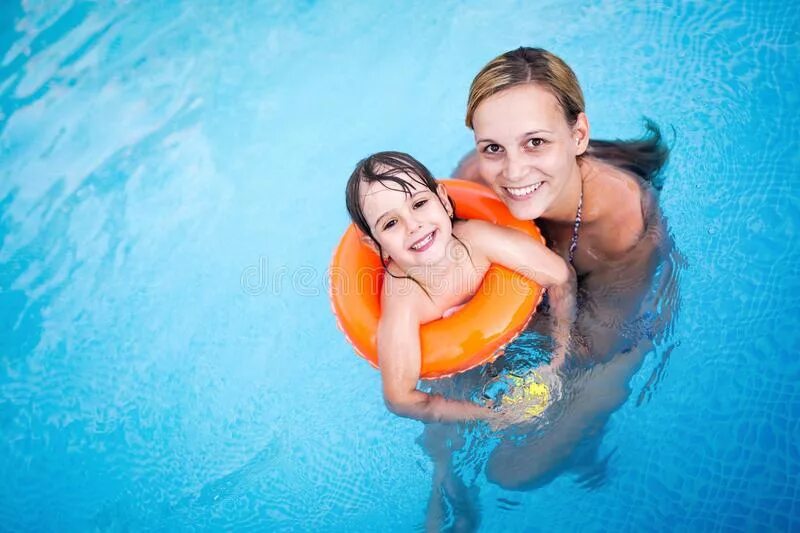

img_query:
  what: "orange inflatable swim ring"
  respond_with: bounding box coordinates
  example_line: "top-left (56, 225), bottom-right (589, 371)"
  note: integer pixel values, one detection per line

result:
top-left (330, 180), bottom-right (546, 379)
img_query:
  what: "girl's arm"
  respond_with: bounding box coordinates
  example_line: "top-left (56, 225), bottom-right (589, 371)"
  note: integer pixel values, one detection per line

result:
top-left (378, 277), bottom-right (493, 423)
top-left (458, 220), bottom-right (577, 368)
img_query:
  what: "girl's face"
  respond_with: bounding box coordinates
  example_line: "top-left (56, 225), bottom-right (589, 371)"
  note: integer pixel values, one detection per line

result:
top-left (472, 83), bottom-right (588, 221)
top-left (360, 175), bottom-right (454, 270)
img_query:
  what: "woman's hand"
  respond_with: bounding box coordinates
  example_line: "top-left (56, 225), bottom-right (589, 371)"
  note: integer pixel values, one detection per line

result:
top-left (547, 263), bottom-right (577, 369)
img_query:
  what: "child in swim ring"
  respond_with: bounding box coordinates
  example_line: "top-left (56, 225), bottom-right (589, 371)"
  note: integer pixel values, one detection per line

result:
top-left (346, 151), bottom-right (576, 425)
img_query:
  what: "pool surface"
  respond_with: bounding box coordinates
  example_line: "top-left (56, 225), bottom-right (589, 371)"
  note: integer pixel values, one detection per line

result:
top-left (1, 1), bottom-right (799, 530)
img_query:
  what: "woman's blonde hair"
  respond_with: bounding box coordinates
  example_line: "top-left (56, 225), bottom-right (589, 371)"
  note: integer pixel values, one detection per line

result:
top-left (466, 47), bottom-right (584, 129)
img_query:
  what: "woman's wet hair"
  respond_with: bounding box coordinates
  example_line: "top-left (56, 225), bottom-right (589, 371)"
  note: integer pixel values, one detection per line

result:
top-left (466, 47), bottom-right (669, 188)
top-left (345, 151), bottom-right (458, 261)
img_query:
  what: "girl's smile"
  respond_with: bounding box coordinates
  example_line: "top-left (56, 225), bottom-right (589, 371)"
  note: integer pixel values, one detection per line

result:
top-left (409, 229), bottom-right (437, 252)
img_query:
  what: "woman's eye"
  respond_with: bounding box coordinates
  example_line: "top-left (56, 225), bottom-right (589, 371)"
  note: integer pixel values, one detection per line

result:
top-left (383, 219), bottom-right (397, 231)
top-left (413, 199), bottom-right (428, 209)
top-left (483, 143), bottom-right (502, 154)
top-left (526, 138), bottom-right (545, 148)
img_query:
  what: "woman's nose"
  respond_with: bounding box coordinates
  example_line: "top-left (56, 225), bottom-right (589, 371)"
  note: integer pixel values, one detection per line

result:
top-left (503, 152), bottom-right (527, 182)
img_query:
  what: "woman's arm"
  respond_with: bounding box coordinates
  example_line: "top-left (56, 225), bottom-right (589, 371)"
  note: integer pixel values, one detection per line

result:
top-left (378, 277), bottom-right (494, 423)
top-left (458, 220), bottom-right (577, 367)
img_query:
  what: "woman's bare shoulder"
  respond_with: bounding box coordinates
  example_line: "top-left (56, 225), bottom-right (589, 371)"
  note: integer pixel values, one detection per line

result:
top-left (450, 151), bottom-right (484, 183)
top-left (583, 158), bottom-right (649, 257)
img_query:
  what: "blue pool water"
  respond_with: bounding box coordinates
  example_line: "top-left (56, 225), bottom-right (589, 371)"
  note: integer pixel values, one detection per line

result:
top-left (1, 1), bottom-right (799, 530)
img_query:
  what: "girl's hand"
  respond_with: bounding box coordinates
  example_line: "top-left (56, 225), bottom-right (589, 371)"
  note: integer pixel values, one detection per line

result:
top-left (487, 404), bottom-right (534, 431)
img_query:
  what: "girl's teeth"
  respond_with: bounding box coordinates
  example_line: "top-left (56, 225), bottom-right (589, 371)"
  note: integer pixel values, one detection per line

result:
top-left (506, 182), bottom-right (542, 197)
top-left (411, 232), bottom-right (433, 250)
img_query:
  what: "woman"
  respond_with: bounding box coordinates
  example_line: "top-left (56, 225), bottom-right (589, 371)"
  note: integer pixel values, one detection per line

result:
top-left (424, 47), bottom-right (678, 523)
top-left (457, 47), bottom-right (671, 360)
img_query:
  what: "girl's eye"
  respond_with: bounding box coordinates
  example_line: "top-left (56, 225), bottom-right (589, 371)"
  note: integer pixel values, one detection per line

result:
top-left (483, 143), bottom-right (503, 154)
top-left (383, 219), bottom-right (397, 231)
top-left (526, 138), bottom-right (545, 148)
top-left (413, 199), bottom-right (428, 209)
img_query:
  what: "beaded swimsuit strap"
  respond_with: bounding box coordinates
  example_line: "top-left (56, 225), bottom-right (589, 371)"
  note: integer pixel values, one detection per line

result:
top-left (567, 180), bottom-right (583, 265)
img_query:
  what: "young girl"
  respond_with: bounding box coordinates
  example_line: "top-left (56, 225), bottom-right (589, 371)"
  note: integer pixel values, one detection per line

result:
top-left (345, 151), bottom-right (576, 425)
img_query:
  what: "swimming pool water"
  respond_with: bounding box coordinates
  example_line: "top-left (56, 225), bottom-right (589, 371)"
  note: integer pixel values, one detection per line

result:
top-left (1, 1), bottom-right (799, 530)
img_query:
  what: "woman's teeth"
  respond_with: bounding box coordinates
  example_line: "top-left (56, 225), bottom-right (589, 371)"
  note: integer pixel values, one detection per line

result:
top-left (410, 231), bottom-right (435, 250)
top-left (505, 182), bottom-right (543, 197)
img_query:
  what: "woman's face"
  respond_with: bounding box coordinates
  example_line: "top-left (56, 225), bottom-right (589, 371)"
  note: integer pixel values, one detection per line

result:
top-left (472, 83), bottom-right (587, 220)
top-left (360, 176), bottom-right (454, 270)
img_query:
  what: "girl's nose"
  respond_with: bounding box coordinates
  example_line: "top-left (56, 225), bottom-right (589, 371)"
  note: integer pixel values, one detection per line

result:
top-left (405, 214), bottom-right (423, 233)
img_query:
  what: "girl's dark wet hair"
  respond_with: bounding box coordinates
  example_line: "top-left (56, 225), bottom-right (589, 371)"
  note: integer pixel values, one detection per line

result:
top-left (345, 151), bottom-right (457, 258)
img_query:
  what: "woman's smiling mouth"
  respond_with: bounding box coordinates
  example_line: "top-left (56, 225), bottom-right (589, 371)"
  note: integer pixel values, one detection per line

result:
top-left (503, 182), bottom-right (544, 199)
top-left (410, 230), bottom-right (436, 252)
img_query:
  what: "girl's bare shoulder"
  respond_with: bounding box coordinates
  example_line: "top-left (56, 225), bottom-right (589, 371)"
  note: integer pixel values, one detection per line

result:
top-left (452, 218), bottom-right (499, 257)
top-left (381, 270), bottom-right (424, 303)
top-left (380, 271), bottom-right (441, 324)
top-left (452, 218), bottom-right (498, 241)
